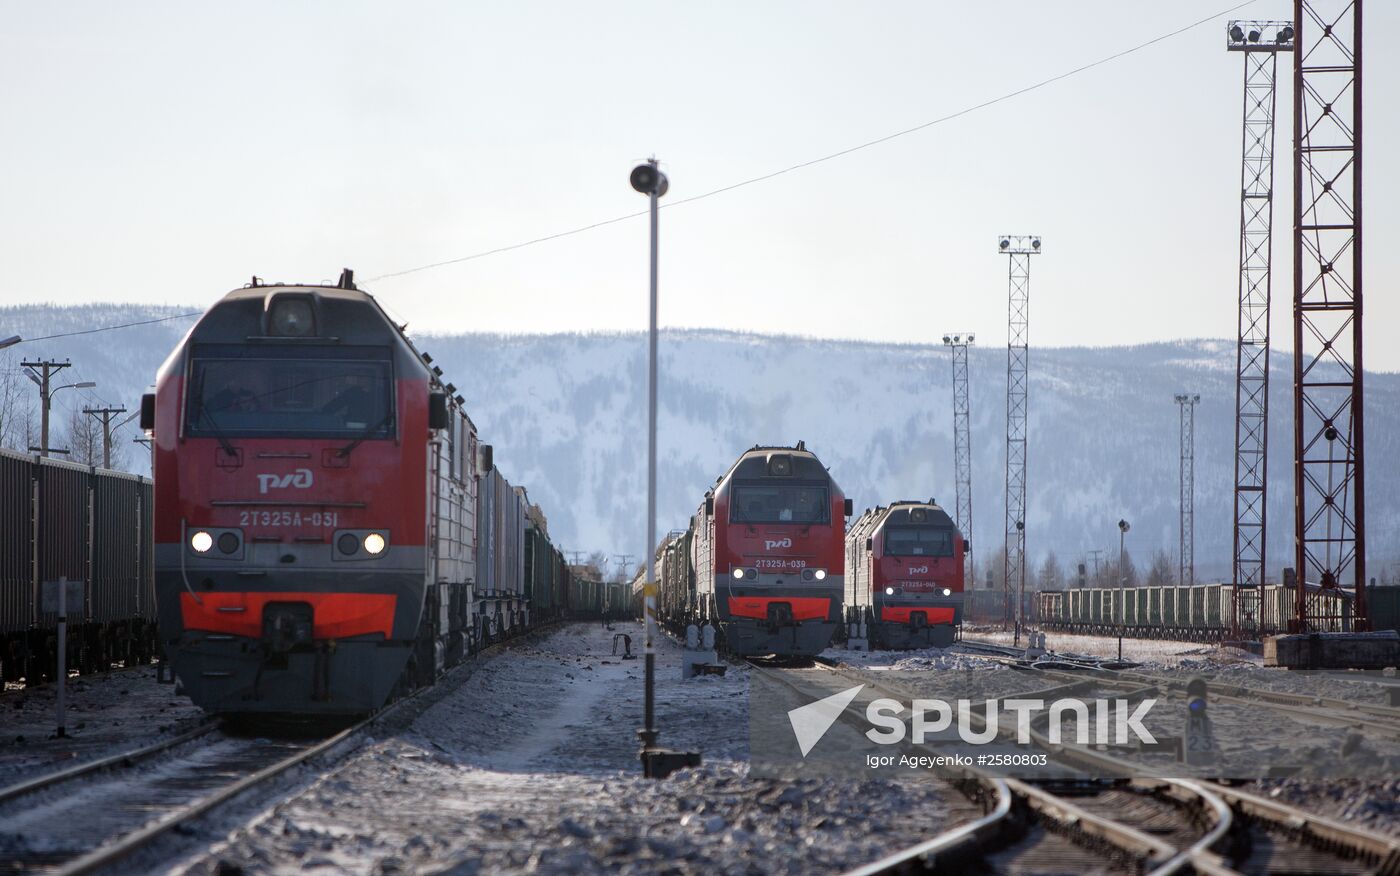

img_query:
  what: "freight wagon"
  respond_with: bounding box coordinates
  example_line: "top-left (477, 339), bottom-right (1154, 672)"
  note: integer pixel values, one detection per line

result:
top-left (1, 448), bottom-right (157, 683)
top-left (1032, 582), bottom-right (1378, 640)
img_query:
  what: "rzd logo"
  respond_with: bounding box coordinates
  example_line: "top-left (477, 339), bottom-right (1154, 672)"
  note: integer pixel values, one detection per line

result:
top-left (258, 468), bottom-right (314, 494)
top-left (908, 565), bottom-right (929, 575)
top-left (765, 537), bottom-right (793, 551)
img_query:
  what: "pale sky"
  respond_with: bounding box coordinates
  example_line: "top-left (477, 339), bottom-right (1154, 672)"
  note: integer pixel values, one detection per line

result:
top-left (3, 2), bottom-right (1396, 367)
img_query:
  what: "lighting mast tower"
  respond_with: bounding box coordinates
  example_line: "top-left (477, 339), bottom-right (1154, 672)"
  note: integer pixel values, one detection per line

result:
top-left (942, 332), bottom-right (975, 588)
top-left (998, 235), bottom-right (1040, 633)
top-left (1227, 20), bottom-right (1294, 636)
top-left (1176, 394), bottom-right (1201, 587)
top-left (1291, 0), bottom-right (1367, 631)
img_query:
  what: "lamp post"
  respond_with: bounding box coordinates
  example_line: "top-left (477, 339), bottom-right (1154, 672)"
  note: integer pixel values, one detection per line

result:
top-left (630, 158), bottom-right (697, 779)
top-left (1117, 519), bottom-right (1131, 662)
top-left (0, 335), bottom-right (21, 350)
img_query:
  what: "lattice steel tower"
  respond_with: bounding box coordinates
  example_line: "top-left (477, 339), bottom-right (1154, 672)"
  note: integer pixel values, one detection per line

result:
top-left (1176, 394), bottom-right (1201, 586)
top-left (1292, 0), bottom-right (1366, 630)
top-left (943, 332), bottom-right (976, 588)
top-left (998, 235), bottom-right (1040, 629)
top-left (1227, 20), bottom-right (1293, 635)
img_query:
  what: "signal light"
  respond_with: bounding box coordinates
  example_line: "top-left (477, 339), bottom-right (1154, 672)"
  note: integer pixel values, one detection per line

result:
top-left (1230, 24), bottom-right (1244, 42)
top-left (999, 239), bottom-right (1010, 250)
top-left (190, 531), bottom-right (213, 553)
top-left (1248, 29), bottom-right (1261, 42)
top-left (1278, 26), bottom-right (1294, 42)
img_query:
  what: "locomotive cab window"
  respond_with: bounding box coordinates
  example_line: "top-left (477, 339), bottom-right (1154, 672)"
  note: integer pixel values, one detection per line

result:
top-left (186, 345), bottom-right (394, 439)
top-left (730, 482), bottom-right (829, 524)
top-left (883, 527), bottom-right (954, 557)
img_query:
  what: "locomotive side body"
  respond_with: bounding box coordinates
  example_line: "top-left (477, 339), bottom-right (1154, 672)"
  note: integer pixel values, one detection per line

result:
top-left (153, 283), bottom-right (471, 716)
top-left (846, 501), bottom-right (965, 649)
top-left (690, 445), bottom-right (846, 658)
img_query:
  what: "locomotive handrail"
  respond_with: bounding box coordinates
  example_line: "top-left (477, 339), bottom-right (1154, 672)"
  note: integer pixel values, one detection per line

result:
top-left (208, 499), bottom-right (367, 507)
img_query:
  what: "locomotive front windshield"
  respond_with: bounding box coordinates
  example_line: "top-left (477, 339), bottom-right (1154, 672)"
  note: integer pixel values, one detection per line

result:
top-left (883, 527), bottom-right (954, 557)
top-left (730, 482), bottom-right (829, 525)
top-left (186, 349), bottom-right (394, 439)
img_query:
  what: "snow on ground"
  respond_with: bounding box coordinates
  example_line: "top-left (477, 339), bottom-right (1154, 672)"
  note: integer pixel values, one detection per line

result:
top-left (0, 664), bottom-right (205, 786)
top-left (965, 627), bottom-right (1261, 670)
top-left (178, 623), bottom-right (963, 875)
top-left (825, 642), bottom-right (1007, 672)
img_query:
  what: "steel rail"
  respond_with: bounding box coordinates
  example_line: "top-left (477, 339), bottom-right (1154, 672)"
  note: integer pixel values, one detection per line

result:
top-left (753, 660), bottom-right (1181, 875)
top-left (0, 720), bottom-right (220, 806)
top-left (8, 620), bottom-right (559, 876)
top-left (819, 649), bottom-right (1400, 873)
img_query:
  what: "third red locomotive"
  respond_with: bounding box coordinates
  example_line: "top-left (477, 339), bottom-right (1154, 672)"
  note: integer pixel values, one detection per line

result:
top-left (845, 500), bottom-right (966, 648)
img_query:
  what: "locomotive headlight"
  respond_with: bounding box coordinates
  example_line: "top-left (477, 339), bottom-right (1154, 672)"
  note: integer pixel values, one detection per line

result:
top-left (337, 533), bottom-right (361, 556)
top-left (814, 569), bottom-right (827, 581)
top-left (190, 530), bottom-right (213, 553)
top-left (733, 568), bottom-right (745, 580)
top-left (885, 587), bottom-right (895, 596)
top-left (217, 532), bottom-right (240, 554)
top-left (364, 533), bottom-right (387, 555)
top-left (942, 588), bottom-right (952, 597)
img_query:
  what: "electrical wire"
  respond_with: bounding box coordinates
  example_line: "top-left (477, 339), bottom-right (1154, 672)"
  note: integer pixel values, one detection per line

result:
top-left (13, 311), bottom-right (202, 344)
top-left (367, 0), bottom-right (1258, 283)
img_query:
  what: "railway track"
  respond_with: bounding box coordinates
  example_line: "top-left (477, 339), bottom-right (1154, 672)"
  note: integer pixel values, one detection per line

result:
top-left (778, 654), bottom-right (1400, 875)
top-left (0, 625), bottom-right (554, 875)
top-left (956, 635), bottom-right (1400, 739)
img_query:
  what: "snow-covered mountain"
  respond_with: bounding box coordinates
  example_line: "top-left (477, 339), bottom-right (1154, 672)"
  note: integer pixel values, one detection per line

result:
top-left (4, 303), bottom-right (1397, 582)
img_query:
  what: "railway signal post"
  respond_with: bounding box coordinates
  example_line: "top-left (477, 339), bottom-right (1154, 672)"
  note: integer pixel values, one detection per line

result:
top-left (630, 158), bottom-right (699, 779)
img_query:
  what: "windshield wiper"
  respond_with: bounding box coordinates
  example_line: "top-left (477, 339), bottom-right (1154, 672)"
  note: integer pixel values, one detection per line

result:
top-left (193, 372), bottom-right (238, 458)
top-left (336, 413), bottom-right (394, 459)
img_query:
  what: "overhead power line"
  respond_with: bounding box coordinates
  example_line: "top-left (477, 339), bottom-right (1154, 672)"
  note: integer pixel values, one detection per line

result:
top-left (14, 311), bottom-right (201, 344)
top-left (367, 0), bottom-right (1257, 283)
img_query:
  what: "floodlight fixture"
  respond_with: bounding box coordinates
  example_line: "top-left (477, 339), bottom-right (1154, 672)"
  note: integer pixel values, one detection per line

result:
top-left (1226, 20), bottom-right (1294, 52)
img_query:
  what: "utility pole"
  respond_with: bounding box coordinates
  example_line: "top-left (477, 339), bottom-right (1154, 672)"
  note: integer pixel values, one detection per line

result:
top-left (83, 405), bottom-right (128, 469)
top-left (1227, 19), bottom-right (1293, 637)
top-left (614, 554), bottom-right (635, 579)
top-left (1087, 549), bottom-right (1107, 585)
top-left (21, 359), bottom-right (95, 457)
top-left (567, 551), bottom-right (586, 567)
top-left (1176, 394), bottom-right (1201, 586)
top-left (1291, 0), bottom-right (1366, 632)
top-left (942, 332), bottom-right (975, 588)
top-left (998, 235), bottom-right (1041, 641)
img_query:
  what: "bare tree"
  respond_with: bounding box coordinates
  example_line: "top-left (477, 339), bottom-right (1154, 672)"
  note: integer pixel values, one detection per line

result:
top-left (1147, 549), bottom-right (1174, 586)
top-left (63, 405), bottom-right (101, 465)
top-left (0, 353), bottom-right (35, 450)
top-left (1037, 551), bottom-right (1063, 591)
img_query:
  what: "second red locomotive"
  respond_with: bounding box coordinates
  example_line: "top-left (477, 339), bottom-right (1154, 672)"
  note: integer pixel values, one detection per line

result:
top-left (845, 500), bottom-right (966, 649)
top-left (658, 443), bottom-right (850, 659)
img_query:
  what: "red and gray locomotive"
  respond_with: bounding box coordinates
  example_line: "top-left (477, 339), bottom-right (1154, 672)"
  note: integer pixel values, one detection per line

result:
top-left (845, 500), bottom-right (966, 648)
top-left (144, 272), bottom-right (537, 717)
top-left (675, 443), bottom-right (849, 658)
